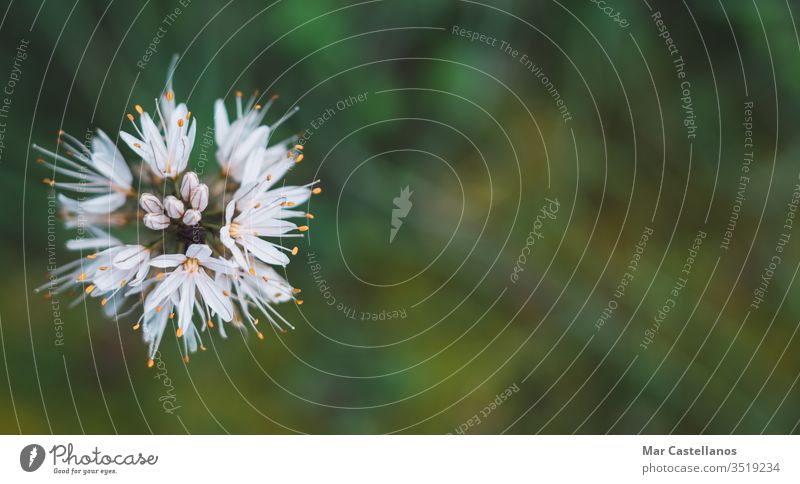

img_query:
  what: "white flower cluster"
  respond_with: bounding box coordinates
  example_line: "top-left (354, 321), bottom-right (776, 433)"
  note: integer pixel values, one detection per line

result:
top-left (35, 58), bottom-right (320, 366)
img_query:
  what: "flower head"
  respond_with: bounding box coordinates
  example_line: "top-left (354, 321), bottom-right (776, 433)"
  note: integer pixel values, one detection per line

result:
top-left (35, 58), bottom-right (320, 365)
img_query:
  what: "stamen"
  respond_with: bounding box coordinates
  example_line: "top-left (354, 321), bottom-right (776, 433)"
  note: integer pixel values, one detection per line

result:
top-left (312, 187), bottom-right (322, 194)
top-left (295, 154), bottom-right (304, 163)
top-left (256, 331), bottom-right (264, 340)
top-left (166, 90), bottom-right (174, 101)
top-left (305, 213), bottom-right (314, 219)
top-left (132, 323), bottom-right (140, 330)
top-left (207, 319), bottom-right (214, 328)
top-left (176, 328), bottom-right (183, 337)
top-left (135, 104), bottom-right (144, 115)
top-left (291, 247), bottom-right (299, 256)
top-left (298, 226), bottom-right (309, 232)
top-left (85, 284), bottom-right (95, 294)
top-left (147, 358), bottom-right (155, 368)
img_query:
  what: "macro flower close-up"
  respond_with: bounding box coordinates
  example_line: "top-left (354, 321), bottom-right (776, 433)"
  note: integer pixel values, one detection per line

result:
top-left (34, 58), bottom-right (317, 367)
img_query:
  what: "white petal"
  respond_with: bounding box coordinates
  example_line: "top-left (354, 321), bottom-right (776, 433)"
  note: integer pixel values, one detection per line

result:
top-left (185, 244), bottom-right (212, 260)
top-left (113, 245), bottom-right (149, 269)
top-left (224, 199), bottom-right (236, 224)
top-left (93, 129), bottom-right (133, 189)
top-left (241, 234), bottom-right (290, 266)
top-left (144, 269), bottom-right (187, 312)
top-left (177, 276), bottom-right (196, 333)
top-left (149, 254), bottom-right (186, 268)
top-left (140, 112), bottom-right (167, 167)
top-left (202, 256), bottom-right (237, 275)
top-left (213, 99), bottom-right (230, 144)
top-left (65, 237), bottom-right (116, 251)
top-left (195, 269), bottom-right (233, 321)
top-left (59, 192), bottom-right (126, 214)
top-left (220, 226), bottom-right (248, 269)
top-left (119, 131), bottom-right (150, 163)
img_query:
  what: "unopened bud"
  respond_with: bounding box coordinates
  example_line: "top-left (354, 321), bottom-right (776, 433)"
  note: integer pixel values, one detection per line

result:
top-left (190, 184), bottom-right (209, 212)
top-left (182, 209), bottom-right (201, 226)
top-left (139, 193), bottom-right (163, 214)
top-left (180, 172), bottom-right (199, 201)
top-left (143, 213), bottom-right (170, 230)
top-left (163, 195), bottom-right (185, 219)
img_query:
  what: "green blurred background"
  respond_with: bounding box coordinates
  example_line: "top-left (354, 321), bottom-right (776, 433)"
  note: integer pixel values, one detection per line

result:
top-left (1, 0), bottom-right (799, 434)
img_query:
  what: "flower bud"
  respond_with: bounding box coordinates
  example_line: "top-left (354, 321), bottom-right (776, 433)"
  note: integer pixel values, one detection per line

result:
top-left (190, 184), bottom-right (209, 212)
top-left (180, 172), bottom-right (199, 201)
top-left (163, 195), bottom-right (185, 219)
top-left (182, 209), bottom-right (202, 226)
top-left (139, 193), bottom-right (163, 214)
top-left (143, 213), bottom-right (170, 230)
